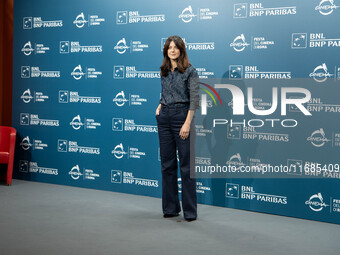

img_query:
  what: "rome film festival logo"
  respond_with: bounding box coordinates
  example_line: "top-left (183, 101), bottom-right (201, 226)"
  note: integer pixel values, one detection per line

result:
top-left (230, 34), bottom-right (250, 52)
top-left (226, 153), bottom-right (246, 170)
top-left (70, 115), bottom-right (84, 130)
top-left (73, 12), bottom-right (87, 28)
top-left (114, 38), bottom-right (130, 54)
top-left (315, 0), bottom-right (340, 15)
top-left (21, 89), bottom-right (33, 103)
top-left (20, 113), bottom-right (30, 125)
top-left (112, 143), bottom-right (127, 159)
top-left (305, 193), bottom-right (329, 211)
top-left (309, 63), bottom-right (333, 82)
top-left (71, 65), bottom-right (85, 80)
top-left (69, 165), bottom-right (83, 180)
top-left (179, 5), bottom-right (196, 22)
top-left (21, 41), bottom-right (34, 55)
top-left (20, 136), bottom-right (32, 150)
top-left (113, 91), bottom-right (129, 106)
top-left (307, 128), bottom-right (331, 147)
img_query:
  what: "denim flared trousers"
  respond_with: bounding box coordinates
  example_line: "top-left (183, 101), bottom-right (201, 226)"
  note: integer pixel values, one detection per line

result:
top-left (156, 104), bottom-right (197, 219)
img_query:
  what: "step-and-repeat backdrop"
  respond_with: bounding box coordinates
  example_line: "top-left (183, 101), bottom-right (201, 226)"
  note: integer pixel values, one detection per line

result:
top-left (12, 0), bottom-right (340, 224)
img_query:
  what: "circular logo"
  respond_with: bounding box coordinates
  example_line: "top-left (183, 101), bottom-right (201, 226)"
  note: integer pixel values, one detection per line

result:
top-left (230, 34), bottom-right (249, 52)
top-left (307, 128), bottom-right (330, 147)
top-left (315, 0), bottom-right (337, 16)
top-left (112, 143), bottom-right (127, 159)
top-left (226, 153), bottom-right (246, 170)
top-left (20, 136), bottom-right (32, 150)
top-left (74, 13), bottom-right (87, 28)
top-left (70, 115), bottom-right (84, 130)
top-left (114, 39), bottom-right (129, 54)
top-left (179, 6), bottom-right (196, 23)
top-left (113, 91), bottom-right (128, 107)
top-left (22, 42), bottom-right (34, 56)
top-left (309, 64), bottom-right (332, 82)
top-left (305, 193), bottom-right (329, 211)
top-left (71, 65), bottom-right (85, 80)
top-left (69, 165), bottom-right (82, 180)
top-left (21, 89), bottom-right (33, 103)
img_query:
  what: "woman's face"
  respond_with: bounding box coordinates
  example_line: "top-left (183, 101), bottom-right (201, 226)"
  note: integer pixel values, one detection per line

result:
top-left (167, 41), bottom-right (180, 61)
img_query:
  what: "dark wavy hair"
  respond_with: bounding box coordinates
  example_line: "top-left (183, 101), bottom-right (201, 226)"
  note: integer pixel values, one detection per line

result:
top-left (160, 35), bottom-right (190, 77)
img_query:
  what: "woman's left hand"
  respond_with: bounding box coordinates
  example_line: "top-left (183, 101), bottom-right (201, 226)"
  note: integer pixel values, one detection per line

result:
top-left (179, 122), bottom-right (190, 140)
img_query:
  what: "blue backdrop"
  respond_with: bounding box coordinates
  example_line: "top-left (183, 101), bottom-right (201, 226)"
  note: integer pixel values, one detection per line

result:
top-left (12, 0), bottom-right (340, 224)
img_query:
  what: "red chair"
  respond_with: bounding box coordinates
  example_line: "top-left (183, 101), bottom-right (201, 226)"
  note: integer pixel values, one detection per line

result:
top-left (0, 127), bottom-right (17, 185)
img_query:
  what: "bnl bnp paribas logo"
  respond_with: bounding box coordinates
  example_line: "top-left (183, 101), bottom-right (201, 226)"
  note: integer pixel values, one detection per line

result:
top-left (73, 12), bottom-right (105, 28)
top-left (229, 65), bottom-right (291, 80)
top-left (21, 66), bottom-right (60, 78)
top-left (23, 16), bottom-right (63, 29)
top-left (113, 66), bottom-right (160, 79)
top-left (116, 10), bottom-right (165, 24)
top-left (292, 33), bottom-right (340, 49)
top-left (315, 0), bottom-right (340, 15)
top-left (59, 41), bottom-right (103, 54)
top-left (233, 3), bottom-right (296, 18)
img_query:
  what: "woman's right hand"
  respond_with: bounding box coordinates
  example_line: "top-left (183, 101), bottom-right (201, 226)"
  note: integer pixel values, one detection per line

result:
top-left (155, 104), bottom-right (161, 115)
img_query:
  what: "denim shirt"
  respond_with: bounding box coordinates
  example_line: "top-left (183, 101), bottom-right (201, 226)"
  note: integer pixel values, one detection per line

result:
top-left (159, 65), bottom-right (200, 110)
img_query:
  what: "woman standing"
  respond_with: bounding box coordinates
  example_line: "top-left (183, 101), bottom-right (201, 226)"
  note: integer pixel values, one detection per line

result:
top-left (156, 35), bottom-right (199, 221)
